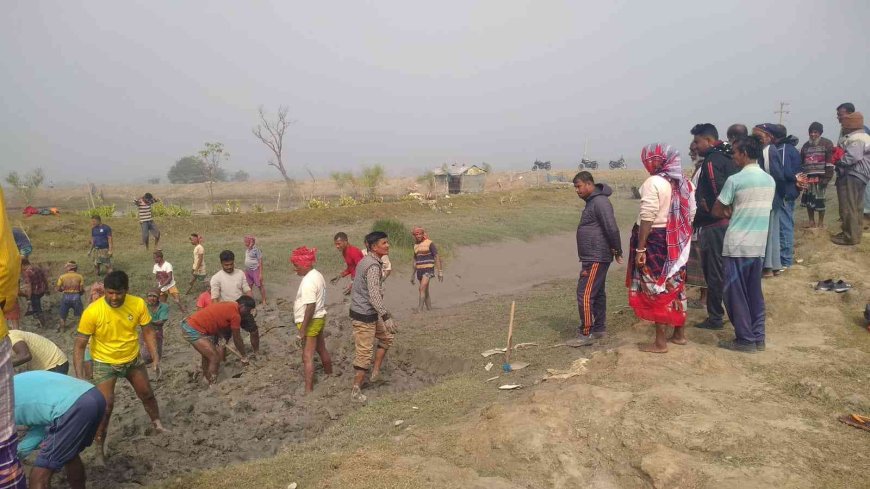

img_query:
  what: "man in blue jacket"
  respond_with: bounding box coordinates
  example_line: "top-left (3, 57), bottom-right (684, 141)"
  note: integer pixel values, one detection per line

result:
top-left (568, 171), bottom-right (622, 347)
top-left (14, 371), bottom-right (106, 489)
top-left (765, 125), bottom-right (802, 268)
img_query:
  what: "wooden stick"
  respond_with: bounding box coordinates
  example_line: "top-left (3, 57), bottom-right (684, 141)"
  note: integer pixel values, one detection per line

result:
top-left (504, 301), bottom-right (516, 365)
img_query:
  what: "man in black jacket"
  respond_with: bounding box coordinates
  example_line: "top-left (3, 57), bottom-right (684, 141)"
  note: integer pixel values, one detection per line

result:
top-left (692, 123), bottom-right (739, 330)
top-left (568, 172), bottom-right (622, 347)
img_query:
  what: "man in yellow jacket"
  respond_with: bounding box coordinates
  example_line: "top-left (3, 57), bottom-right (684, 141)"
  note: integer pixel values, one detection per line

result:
top-left (0, 185), bottom-right (24, 488)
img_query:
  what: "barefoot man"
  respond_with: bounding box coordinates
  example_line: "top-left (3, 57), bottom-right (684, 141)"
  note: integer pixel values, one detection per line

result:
top-left (181, 296), bottom-right (257, 385)
top-left (153, 250), bottom-right (187, 315)
top-left (410, 227), bottom-right (443, 311)
top-left (13, 371), bottom-right (106, 489)
top-left (349, 232), bottom-right (397, 403)
top-left (291, 246), bottom-right (333, 393)
top-left (73, 271), bottom-right (167, 463)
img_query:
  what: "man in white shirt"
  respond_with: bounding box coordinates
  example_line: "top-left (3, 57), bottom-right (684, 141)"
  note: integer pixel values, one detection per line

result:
top-left (210, 250), bottom-right (251, 302)
top-left (291, 246), bottom-right (332, 393)
top-left (152, 250), bottom-right (186, 314)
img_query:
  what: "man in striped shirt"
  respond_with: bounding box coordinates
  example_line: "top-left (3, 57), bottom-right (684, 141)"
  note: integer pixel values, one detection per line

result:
top-left (134, 193), bottom-right (160, 250)
top-left (712, 135), bottom-right (775, 354)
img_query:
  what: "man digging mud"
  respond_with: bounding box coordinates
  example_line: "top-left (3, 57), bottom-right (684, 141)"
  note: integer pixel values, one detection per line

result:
top-left (349, 231), bottom-right (397, 403)
top-left (291, 246), bottom-right (333, 393)
top-left (181, 296), bottom-right (257, 385)
top-left (410, 227), bottom-right (443, 312)
top-left (73, 271), bottom-right (167, 464)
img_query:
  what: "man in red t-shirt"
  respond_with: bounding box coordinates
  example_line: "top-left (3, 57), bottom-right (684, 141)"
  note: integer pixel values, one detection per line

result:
top-left (330, 232), bottom-right (364, 295)
top-left (181, 296), bottom-right (257, 384)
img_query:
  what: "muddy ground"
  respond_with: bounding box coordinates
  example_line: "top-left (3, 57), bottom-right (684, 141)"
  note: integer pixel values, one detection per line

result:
top-left (14, 227), bottom-right (870, 488)
top-left (17, 233), bottom-right (582, 489)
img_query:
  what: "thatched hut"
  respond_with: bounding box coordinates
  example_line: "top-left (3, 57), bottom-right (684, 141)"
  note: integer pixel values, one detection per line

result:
top-left (432, 164), bottom-right (488, 194)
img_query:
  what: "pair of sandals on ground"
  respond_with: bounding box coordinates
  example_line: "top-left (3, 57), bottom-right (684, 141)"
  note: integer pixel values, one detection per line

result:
top-left (814, 279), bottom-right (852, 293)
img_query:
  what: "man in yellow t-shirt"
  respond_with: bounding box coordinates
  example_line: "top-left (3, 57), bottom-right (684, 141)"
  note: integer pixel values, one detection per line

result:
top-left (73, 270), bottom-right (167, 463)
top-left (9, 330), bottom-right (68, 373)
top-left (0, 185), bottom-right (25, 487)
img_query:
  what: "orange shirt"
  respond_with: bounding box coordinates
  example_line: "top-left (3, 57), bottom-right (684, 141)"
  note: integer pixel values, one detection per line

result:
top-left (187, 302), bottom-right (241, 336)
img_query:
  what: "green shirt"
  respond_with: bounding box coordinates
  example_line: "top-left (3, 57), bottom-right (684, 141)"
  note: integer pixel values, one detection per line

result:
top-left (148, 302), bottom-right (169, 326)
top-left (717, 163), bottom-right (775, 257)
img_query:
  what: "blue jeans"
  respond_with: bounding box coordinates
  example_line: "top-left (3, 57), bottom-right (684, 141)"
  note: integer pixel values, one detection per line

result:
top-left (778, 198), bottom-right (795, 267)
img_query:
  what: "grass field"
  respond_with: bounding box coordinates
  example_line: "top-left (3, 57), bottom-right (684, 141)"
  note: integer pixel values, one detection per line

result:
top-left (17, 179), bottom-right (641, 300)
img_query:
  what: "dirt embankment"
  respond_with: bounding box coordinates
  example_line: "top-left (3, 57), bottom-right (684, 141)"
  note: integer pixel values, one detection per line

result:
top-left (296, 229), bottom-right (870, 489)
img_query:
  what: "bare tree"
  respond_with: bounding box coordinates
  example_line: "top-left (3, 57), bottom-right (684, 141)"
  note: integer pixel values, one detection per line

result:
top-left (197, 142), bottom-right (229, 211)
top-left (253, 106), bottom-right (297, 203)
top-left (5, 168), bottom-right (45, 205)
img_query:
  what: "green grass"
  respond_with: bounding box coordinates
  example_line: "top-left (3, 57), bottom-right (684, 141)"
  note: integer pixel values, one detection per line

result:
top-left (19, 186), bottom-right (642, 299)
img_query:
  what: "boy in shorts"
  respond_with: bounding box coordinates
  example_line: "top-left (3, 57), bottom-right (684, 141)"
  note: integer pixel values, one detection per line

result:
top-left (410, 227), bottom-right (444, 312)
top-left (153, 250), bottom-right (187, 314)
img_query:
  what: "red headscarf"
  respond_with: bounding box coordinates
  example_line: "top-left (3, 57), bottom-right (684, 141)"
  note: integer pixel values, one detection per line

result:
top-left (640, 143), bottom-right (694, 287)
top-left (290, 246), bottom-right (317, 268)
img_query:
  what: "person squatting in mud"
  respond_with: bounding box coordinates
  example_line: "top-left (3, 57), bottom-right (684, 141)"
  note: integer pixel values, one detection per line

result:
top-left (410, 227), bottom-right (443, 312)
top-left (349, 231), bottom-right (398, 403)
top-left (73, 270), bottom-right (168, 464)
top-left (181, 296), bottom-right (258, 385)
top-left (291, 246), bottom-right (333, 393)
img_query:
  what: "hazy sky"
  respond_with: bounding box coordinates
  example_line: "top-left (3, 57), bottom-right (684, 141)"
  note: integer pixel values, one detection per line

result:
top-left (2, 0), bottom-right (869, 184)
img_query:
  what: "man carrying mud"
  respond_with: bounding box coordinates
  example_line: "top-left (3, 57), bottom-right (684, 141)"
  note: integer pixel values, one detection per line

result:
top-left (349, 231), bottom-right (397, 403)
top-left (181, 296), bottom-right (257, 385)
top-left (331, 232), bottom-right (364, 295)
top-left (567, 171), bottom-right (622, 347)
top-left (73, 270), bottom-right (167, 463)
top-left (291, 246), bottom-right (332, 393)
top-left (410, 227), bottom-right (443, 312)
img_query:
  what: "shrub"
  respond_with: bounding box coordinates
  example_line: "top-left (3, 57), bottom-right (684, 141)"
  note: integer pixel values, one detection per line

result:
top-left (79, 205), bottom-right (115, 218)
top-left (152, 202), bottom-right (192, 217)
top-left (250, 203), bottom-right (265, 213)
top-left (337, 195), bottom-right (359, 207)
top-left (371, 219), bottom-right (413, 249)
top-left (212, 200), bottom-right (241, 215)
top-left (305, 197), bottom-right (331, 209)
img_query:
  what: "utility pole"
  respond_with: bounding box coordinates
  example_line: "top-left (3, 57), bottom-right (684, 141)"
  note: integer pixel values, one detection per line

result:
top-left (775, 101), bottom-right (790, 124)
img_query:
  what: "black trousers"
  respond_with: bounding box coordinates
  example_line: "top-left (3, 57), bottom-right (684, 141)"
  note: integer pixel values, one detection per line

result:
top-left (699, 224), bottom-right (727, 323)
top-left (576, 261), bottom-right (610, 336)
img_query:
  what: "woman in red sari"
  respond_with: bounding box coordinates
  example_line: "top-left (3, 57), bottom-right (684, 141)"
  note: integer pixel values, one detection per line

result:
top-left (627, 143), bottom-right (696, 353)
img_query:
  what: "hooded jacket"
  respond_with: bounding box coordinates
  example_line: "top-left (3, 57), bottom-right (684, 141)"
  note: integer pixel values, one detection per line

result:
top-left (576, 183), bottom-right (622, 263)
top-left (694, 142), bottom-right (739, 227)
top-left (836, 130), bottom-right (870, 184)
top-left (760, 136), bottom-right (802, 202)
